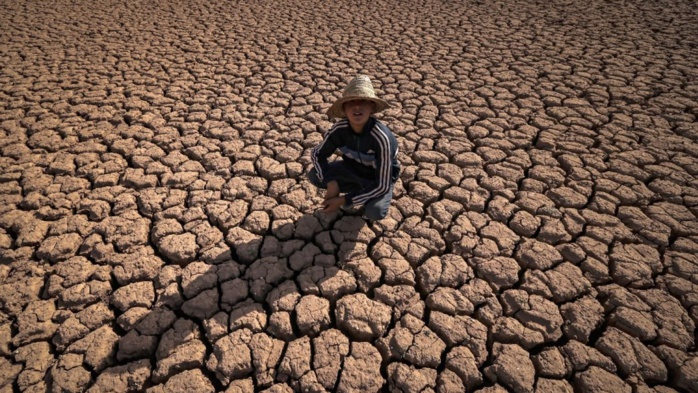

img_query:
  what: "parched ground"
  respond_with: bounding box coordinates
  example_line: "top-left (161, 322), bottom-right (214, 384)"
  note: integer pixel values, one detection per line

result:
top-left (1, 0), bottom-right (697, 392)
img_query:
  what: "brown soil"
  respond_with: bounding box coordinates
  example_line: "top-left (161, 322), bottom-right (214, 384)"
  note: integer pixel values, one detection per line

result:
top-left (1, 0), bottom-right (697, 392)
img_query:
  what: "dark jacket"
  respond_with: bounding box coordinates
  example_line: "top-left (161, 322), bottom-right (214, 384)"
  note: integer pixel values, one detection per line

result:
top-left (311, 117), bottom-right (400, 207)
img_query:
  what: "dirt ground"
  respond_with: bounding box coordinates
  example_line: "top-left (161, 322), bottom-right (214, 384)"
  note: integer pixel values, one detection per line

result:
top-left (1, 0), bottom-right (697, 392)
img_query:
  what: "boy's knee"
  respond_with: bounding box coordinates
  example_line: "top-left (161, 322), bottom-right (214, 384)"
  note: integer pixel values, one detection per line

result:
top-left (363, 203), bottom-right (388, 221)
top-left (307, 168), bottom-right (324, 188)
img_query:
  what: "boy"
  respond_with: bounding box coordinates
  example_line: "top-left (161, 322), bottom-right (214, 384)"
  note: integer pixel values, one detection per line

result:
top-left (308, 75), bottom-right (400, 221)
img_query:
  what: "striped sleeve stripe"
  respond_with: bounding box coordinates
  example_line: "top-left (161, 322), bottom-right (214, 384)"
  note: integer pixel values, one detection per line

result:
top-left (311, 119), bottom-right (347, 181)
top-left (352, 125), bottom-right (391, 205)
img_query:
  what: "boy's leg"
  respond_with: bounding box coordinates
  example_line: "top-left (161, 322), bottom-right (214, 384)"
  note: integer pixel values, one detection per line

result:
top-left (307, 161), bottom-right (365, 193)
top-left (307, 167), bottom-right (326, 189)
top-left (363, 185), bottom-right (394, 221)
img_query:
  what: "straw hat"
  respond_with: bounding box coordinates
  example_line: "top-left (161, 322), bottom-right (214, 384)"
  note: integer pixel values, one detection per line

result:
top-left (326, 75), bottom-right (390, 119)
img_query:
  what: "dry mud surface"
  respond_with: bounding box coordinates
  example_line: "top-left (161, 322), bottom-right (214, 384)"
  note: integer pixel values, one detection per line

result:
top-left (1, 0), bottom-right (698, 392)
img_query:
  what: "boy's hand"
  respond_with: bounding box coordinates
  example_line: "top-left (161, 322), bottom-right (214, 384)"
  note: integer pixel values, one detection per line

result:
top-left (325, 180), bottom-right (340, 201)
top-left (322, 196), bottom-right (346, 213)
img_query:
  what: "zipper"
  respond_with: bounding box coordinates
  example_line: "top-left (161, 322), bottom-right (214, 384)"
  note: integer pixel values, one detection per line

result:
top-left (352, 134), bottom-right (366, 165)
top-left (355, 134), bottom-right (362, 164)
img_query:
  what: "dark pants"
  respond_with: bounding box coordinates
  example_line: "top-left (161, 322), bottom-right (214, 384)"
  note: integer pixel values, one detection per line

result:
top-left (308, 161), bottom-right (394, 221)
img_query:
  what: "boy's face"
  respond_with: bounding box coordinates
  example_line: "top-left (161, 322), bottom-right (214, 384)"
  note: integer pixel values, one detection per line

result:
top-left (343, 99), bottom-right (374, 130)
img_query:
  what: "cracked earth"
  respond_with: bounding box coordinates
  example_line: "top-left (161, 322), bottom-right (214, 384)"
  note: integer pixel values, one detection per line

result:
top-left (1, 0), bottom-right (697, 392)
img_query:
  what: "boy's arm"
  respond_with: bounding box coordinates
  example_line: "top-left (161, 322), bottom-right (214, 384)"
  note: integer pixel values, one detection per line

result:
top-left (311, 122), bottom-right (344, 182)
top-left (344, 126), bottom-right (393, 207)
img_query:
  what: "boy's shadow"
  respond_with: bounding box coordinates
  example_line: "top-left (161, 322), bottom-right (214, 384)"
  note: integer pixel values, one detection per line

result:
top-left (227, 210), bottom-right (372, 307)
top-left (111, 210), bottom-right (373, 385)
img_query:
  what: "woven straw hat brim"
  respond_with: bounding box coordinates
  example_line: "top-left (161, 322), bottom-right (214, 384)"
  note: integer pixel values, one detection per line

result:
top-left (326, 95), bottom-right (390, 119)
top-left (326, 75), bottom-right (391, 119)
